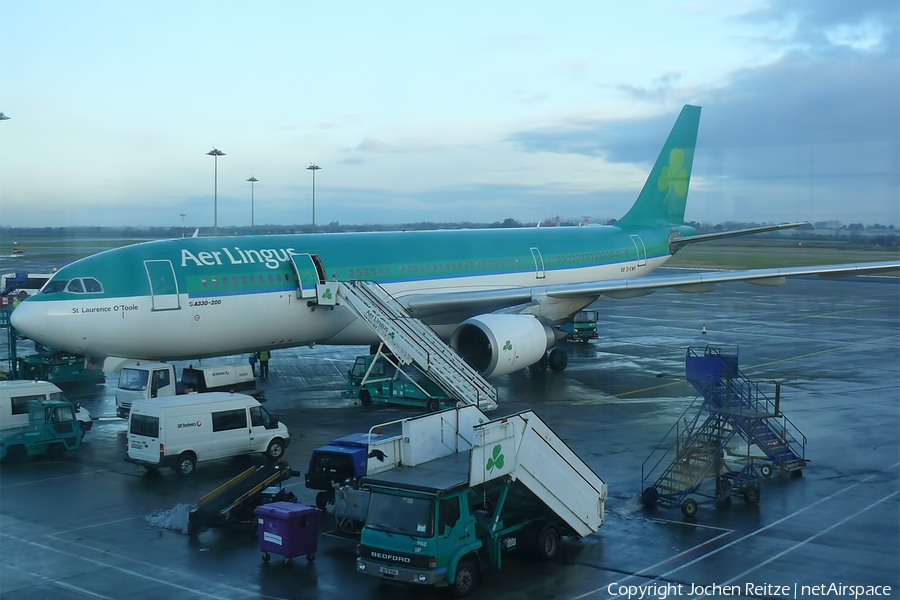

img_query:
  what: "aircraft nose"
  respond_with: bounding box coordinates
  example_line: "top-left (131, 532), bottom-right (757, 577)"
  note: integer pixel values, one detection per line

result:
top-left (10, 300), bottom-right (55, 347)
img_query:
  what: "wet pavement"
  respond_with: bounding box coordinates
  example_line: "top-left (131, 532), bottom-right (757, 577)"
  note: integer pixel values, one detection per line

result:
top-left (1, 274), bottom-right (898, 599)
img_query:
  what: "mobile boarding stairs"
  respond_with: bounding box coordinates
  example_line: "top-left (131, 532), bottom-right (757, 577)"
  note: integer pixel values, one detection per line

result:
top-left (363, 405), bottom-right (607, 539)
top-left (305, 277), bottom-right (498, 412)
top-left (641, 346), bottom-right (807, 518)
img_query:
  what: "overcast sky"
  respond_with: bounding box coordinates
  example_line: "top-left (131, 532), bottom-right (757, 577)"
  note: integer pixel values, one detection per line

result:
top-left (1, 0), bottom-right (897, 229)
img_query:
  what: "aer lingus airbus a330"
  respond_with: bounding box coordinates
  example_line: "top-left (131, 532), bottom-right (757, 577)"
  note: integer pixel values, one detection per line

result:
top-left (11, 105), bottom-right (899, 377)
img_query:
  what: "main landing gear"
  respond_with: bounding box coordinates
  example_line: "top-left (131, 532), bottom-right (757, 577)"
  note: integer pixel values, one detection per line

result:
top-left (529, 348), bottom-right (568, 374)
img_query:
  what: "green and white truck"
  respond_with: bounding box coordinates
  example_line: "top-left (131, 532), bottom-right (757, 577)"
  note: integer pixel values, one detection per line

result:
top-left (560, 310), bottom-right (599, 342)
top-left (355, 406), bottom-right (607, 596)
top-left (346, 351), bottom-right (452, 412)
top-left (0, 396), bottom-right (82, 462)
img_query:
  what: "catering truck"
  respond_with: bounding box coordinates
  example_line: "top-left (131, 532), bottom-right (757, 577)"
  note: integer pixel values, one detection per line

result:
top-left (115, 361), bottom-right (263, 418)
top-left (355, 406), bottom-right (607, 596)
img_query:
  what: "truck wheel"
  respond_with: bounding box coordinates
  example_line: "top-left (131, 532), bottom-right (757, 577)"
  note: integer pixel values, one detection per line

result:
top-left (175, 453), bottom-right (196, 476)
top-left (316, 491), bottom-right (328, 510)
top-left (47, 443), bottom-right (66, 460)
top-left (450, 558), bottom-right (478, 597)
top-left (535, 524), bottom-right (560, 561)
top-left (5, 445), bottom-right (26, 464)
top-left (79, 422), bottom-right (88, 440)
top-left (359, 390), bottom-right (372, 407)
top-left (760, 463), bottom-right (773, 478)
top-left (265, 439), bottom-right (285, 460)
top-left (426, 398), bottom-right (440, 412)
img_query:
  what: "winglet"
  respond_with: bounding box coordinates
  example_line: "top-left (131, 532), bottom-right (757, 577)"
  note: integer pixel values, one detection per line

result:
top-left (618, 105), bottom-right (701, 227)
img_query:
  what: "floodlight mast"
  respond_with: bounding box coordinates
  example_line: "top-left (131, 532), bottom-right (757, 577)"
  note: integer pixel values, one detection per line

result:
top-left (307, 164), bottom-right (321, 233)
top-left (207, 148), bottom-right (226, 235)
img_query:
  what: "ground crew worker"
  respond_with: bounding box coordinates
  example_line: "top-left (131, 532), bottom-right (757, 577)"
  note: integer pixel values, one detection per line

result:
top-left (249, 352), bottom-right (258, 377)
top-left (259, 349), bottom-right (271, 377)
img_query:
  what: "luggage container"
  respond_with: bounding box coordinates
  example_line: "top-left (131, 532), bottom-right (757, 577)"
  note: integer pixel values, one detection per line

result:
top-left (254, 502), bottom-right (320, 564)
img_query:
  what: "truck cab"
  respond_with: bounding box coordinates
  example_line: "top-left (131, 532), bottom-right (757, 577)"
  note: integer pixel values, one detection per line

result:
top-left (561, 310), bottom-right (599, 342)
top-left (358, 474), bottom-right (480, 594)
top-left (1, 380), bottom-right (92, 439)
top-left (0, 398), bottom-right (82, 462)
top-left (116, 361), bottom-right (261, 418)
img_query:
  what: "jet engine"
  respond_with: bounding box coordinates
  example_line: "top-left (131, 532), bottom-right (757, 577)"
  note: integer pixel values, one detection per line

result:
top-left (450, 314), bottom-right (555, 378)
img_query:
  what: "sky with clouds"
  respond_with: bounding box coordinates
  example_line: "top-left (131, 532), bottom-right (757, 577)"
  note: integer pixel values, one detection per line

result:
top-left (1, 0), bottom-right (897, 229)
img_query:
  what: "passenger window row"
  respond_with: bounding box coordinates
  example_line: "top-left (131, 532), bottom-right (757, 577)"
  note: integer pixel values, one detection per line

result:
top-left (347, 258), bottom-right (524, 279)
top-left (200, 272), bottom-right (293, 288)
top-left (550, 250), bottom-right (627, 264)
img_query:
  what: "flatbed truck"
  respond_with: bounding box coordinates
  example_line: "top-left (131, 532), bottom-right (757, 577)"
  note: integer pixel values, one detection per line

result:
top-left (355, 406), bottom-right (607, 596)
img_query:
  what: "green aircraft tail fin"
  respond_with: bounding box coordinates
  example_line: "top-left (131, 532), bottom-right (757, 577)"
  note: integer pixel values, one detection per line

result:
top-left (617, 105), bottom-right (701, 227)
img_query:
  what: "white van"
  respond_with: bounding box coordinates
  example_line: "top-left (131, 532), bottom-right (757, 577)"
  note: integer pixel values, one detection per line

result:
top-left (125, 392), bottom-right (289, 476)
top-left (0, 380), bottom-right (92, 439)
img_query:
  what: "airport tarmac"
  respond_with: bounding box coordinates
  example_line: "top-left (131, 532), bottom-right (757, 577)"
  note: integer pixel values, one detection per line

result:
top-left (1, 273), bottom-right (898, 599)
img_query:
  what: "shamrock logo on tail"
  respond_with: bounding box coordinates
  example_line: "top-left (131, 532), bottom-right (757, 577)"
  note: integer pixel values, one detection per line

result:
top-left (486, 444), bottom-right (505, 473)
top-left (657, 148), bottom-right (689, 201)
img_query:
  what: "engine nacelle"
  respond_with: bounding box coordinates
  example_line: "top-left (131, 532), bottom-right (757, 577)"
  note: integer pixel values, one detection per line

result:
top-left (450, 314), bottom-right (554, 378)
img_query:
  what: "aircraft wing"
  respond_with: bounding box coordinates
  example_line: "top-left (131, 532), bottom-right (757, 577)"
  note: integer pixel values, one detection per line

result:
top-left (402, 260), bottom-right (899, 321)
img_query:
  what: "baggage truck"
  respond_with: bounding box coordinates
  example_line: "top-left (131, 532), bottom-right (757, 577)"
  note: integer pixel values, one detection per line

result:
top-left (0, 396), bottom-right (82, 462)
top-left (305, 433), bottom-right (375, 510)
top-left (355, 406), bottom-right (606, 596)
top-left (115, 361), bottom-right (263, 418)
top-left (1, 380), bottom-right (92, 439)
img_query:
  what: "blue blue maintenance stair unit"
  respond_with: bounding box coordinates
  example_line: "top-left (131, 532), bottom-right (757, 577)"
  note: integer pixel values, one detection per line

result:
top-left (641, 345), bottom-right (807, 518)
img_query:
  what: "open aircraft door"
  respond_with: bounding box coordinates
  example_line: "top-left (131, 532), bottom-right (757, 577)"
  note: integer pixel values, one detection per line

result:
top-left (530, 247), bottom-right (546, 279)
top-left (630, 235), bottom-right (647, 267)
top-left (288, 253), bottom-right (323, 299)
top-left (144, 260), bottom-right (181, 311)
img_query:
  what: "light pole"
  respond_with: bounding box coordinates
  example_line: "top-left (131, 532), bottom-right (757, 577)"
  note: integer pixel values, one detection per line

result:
top-left (180, 213), bottom-right (186, 238)
top-left (247, 177), bottom-right (258, 227)
top-left (307, 164), bottom-right (321, 233)
top-left (207, 148), bottom-right (226, 235)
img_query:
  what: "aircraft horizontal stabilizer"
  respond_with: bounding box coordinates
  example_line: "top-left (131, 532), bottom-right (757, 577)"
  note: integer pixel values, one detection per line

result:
top-left (669, 222), bottom-right (807, 252)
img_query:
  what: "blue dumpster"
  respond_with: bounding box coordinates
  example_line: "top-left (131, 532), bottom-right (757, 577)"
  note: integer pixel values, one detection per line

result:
top-left (254, 501), bottom-right (320, 563)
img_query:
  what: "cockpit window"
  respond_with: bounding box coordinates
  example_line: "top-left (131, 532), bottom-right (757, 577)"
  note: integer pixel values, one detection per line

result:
top-left (42, 277), bottom-right (104, 295)
top-left (42, 280), bottom-right (69, 294)
top-left (83, 278), bottom-right (103, 293)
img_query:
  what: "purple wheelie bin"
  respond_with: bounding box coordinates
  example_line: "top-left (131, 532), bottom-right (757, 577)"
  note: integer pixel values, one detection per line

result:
top-left (254, 501), bottom-right (320, 563)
